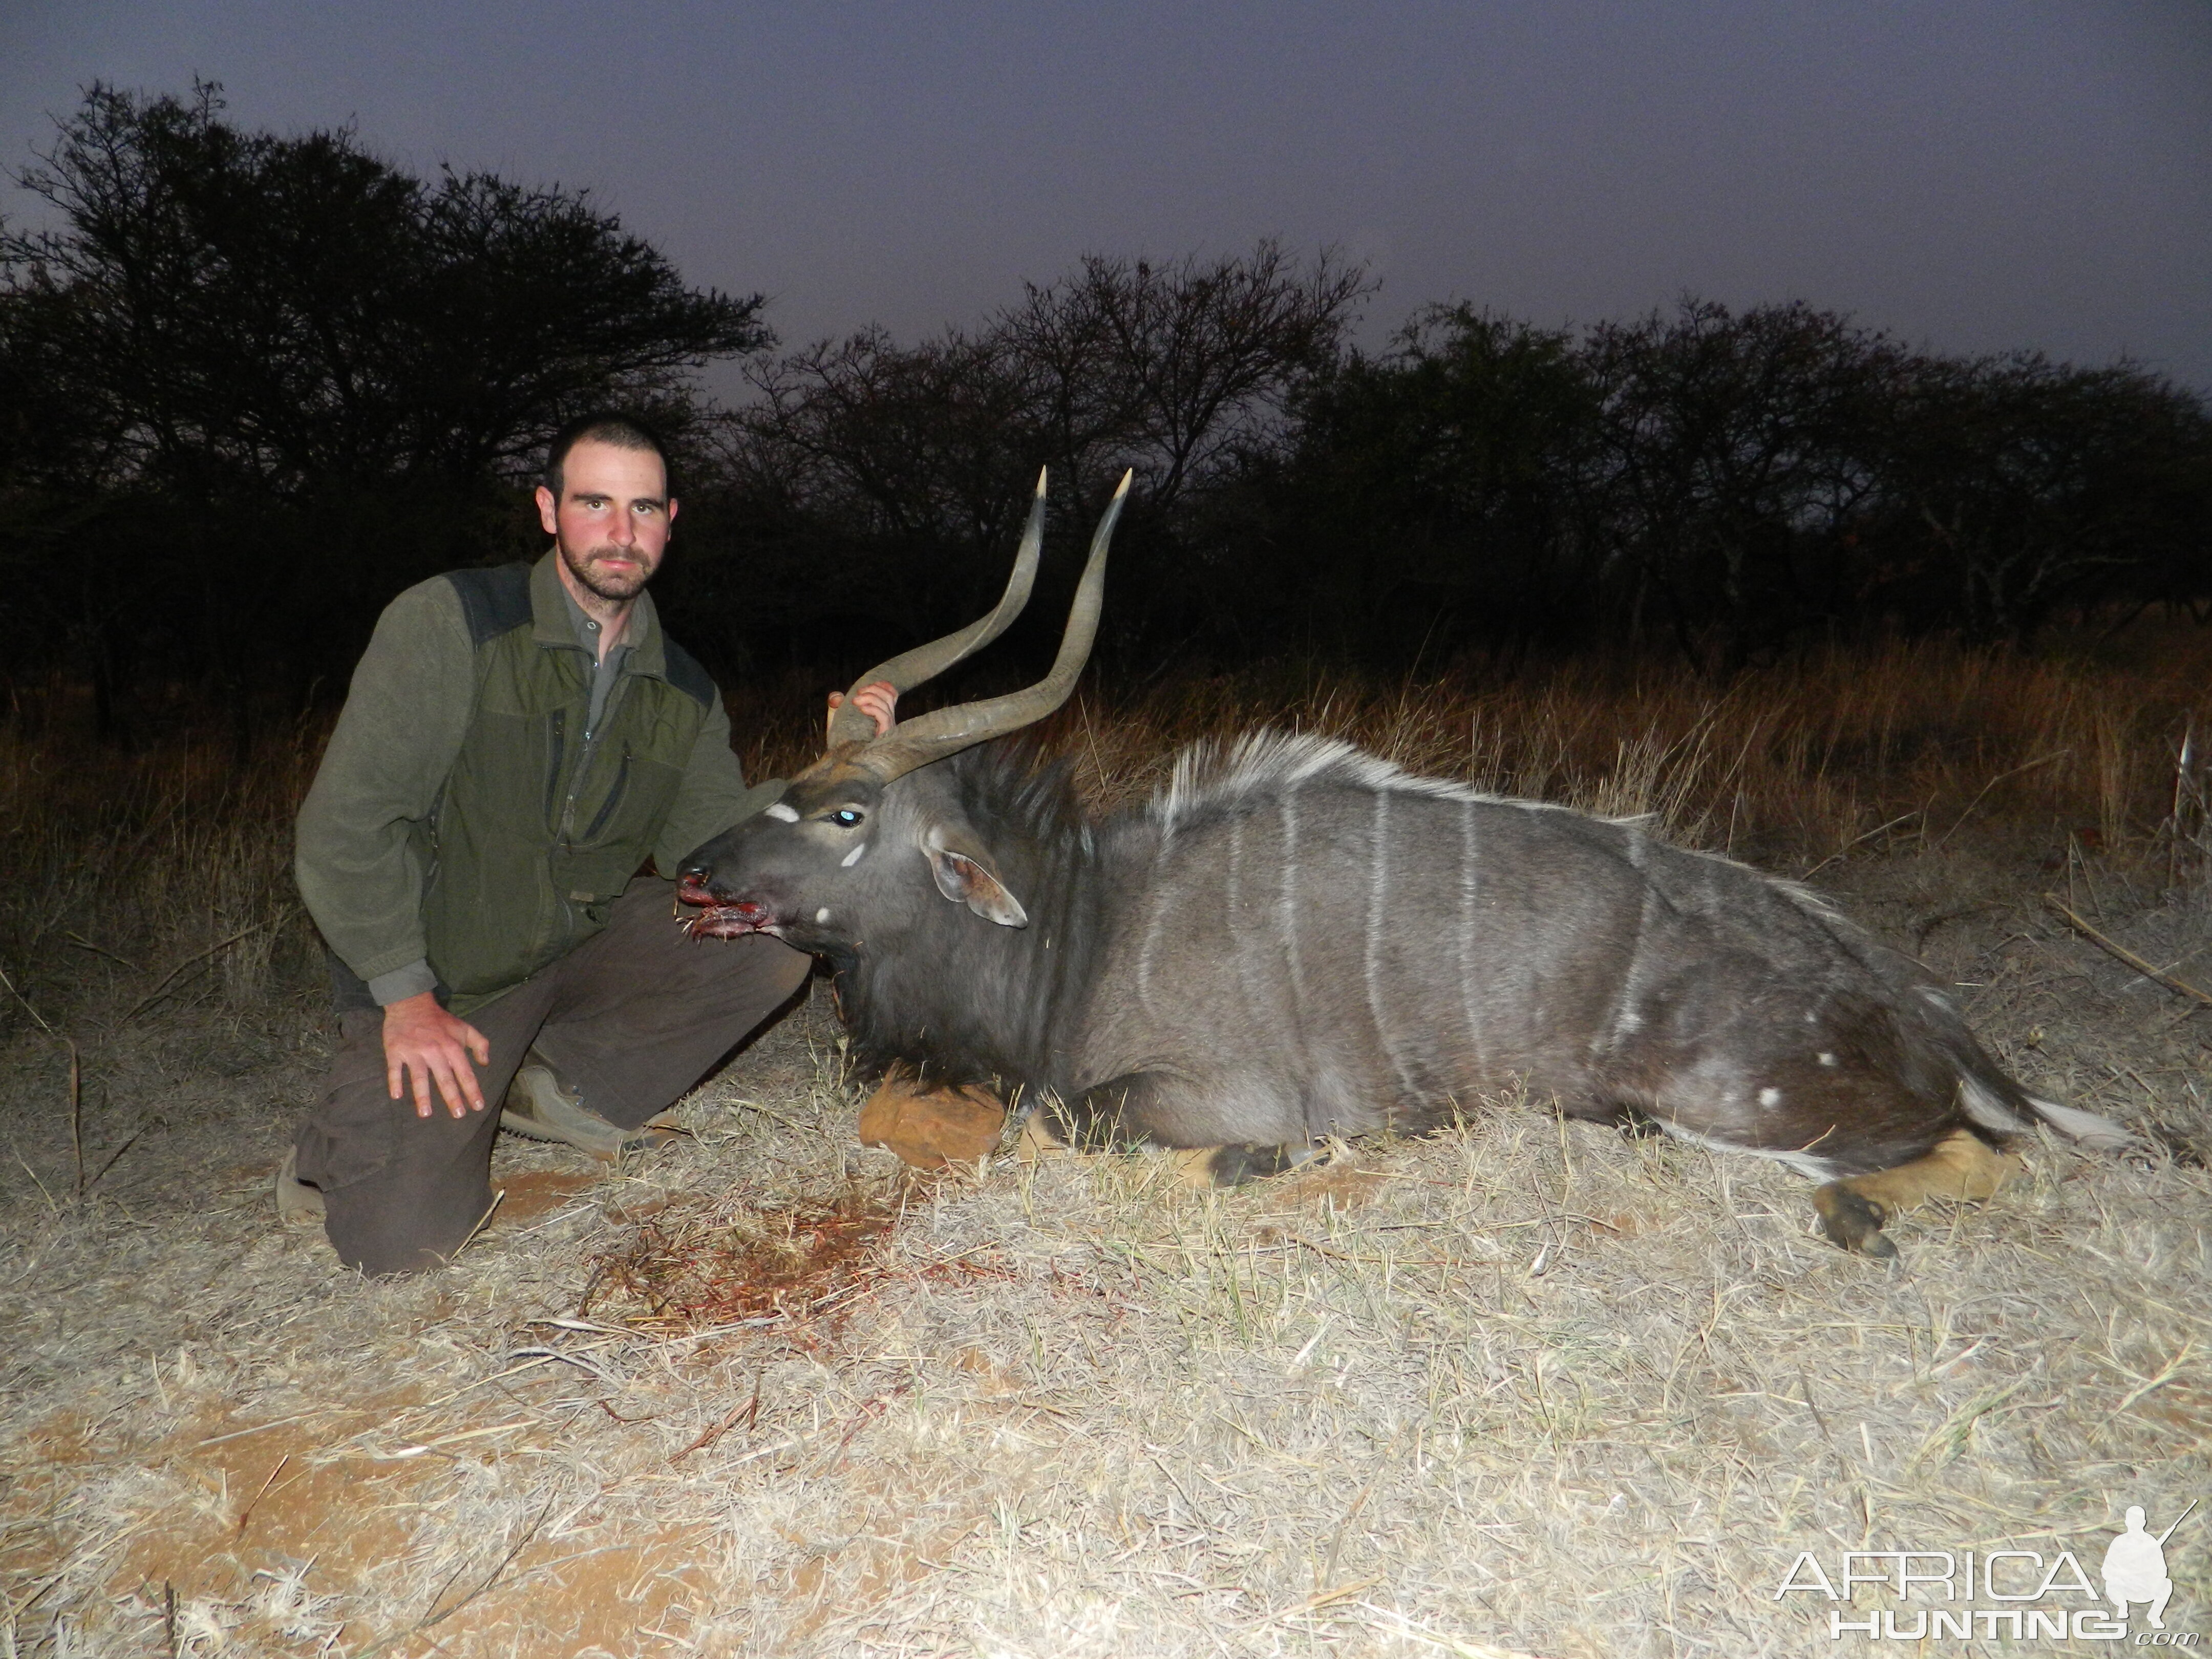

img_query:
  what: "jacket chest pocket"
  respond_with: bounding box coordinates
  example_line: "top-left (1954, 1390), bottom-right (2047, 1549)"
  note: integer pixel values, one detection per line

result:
top-left (569, 745), bottom-right (683, 851)
top-left (549, 747), bottom-right (687, 917)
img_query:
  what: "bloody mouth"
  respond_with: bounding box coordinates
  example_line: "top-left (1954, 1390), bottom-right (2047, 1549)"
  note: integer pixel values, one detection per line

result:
top-left (675, 876), bottom-right (780, 939)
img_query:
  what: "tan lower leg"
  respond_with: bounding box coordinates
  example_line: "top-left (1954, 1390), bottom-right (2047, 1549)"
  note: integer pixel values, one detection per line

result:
top-left (1839, 1130), bottom-right (2026, 1213)
top-left (1814, 1130), bottom-right (2026, 1256)
top-left (1165, 1148), bottom-right (1221, 1188)
top-left (1015, 1111), bottom-right (1066, 1161)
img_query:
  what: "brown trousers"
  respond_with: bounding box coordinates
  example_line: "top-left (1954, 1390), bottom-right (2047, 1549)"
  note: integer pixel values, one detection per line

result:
top-left (293, 876), bottom-right (811, 1275)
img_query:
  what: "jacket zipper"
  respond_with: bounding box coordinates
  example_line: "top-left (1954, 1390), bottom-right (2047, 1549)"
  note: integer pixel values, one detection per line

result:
top-left (558, 659), bottom-right (631, 843)
top-left (543, 707), bottom-right (567, 829)
top-left (580, 746), bottom-right (632, 841)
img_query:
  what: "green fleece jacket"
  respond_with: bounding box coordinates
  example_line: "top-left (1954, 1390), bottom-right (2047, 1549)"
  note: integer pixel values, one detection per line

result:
top-left (296, 552), bottom-right (780, 1010)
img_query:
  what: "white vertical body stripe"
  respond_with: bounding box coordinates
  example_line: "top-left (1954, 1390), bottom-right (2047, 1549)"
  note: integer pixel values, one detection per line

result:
top-left (1134, 833), bottom-right (1173, 1025)
top-left (1365, 789), bottom-right (1416, 1105)
top-left (1279, 789), bottom-right (1307, 1060)
top-left (1225, 812), bottom-right (1264, 1025)
top-left (1459, 798), bottom-right (1486, 1081)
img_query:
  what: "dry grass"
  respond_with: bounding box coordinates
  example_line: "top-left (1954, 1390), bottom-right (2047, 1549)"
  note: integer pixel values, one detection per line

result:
top-left (730, 623), bottom-right (2212, 861)
top-left (4, 626), bottom-right (2211, 1656)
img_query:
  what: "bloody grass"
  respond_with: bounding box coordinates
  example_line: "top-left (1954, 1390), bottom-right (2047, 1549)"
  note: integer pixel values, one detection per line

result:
top-left (593, 1183), bottom-right (904, 1332)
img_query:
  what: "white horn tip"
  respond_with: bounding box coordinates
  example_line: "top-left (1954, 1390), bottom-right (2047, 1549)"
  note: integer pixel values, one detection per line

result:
top-left (1113, 469), bottom-right (1134, 499)
top-left (1035, 465), bottom-right (1049, 494)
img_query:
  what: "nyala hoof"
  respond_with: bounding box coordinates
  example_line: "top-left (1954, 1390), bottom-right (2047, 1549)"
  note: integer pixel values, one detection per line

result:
top-left (1814, 1181), bottom-right (1898, 1259)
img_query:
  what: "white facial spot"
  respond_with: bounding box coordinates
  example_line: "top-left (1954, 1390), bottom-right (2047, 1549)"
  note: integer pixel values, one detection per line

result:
top-left (814, 907), bottom-right (831, 924)
top-left (840, 842), bottom-right (868, 868)
top-left (763, 802), bottom-right (799, 822)
top-left (1802, 1010), bottom-right (1818, 1023)
top-left (1818, 1052), bottom-right (1838, 1067)
top-left (1758, 1087), bottom-right (1782, 1108)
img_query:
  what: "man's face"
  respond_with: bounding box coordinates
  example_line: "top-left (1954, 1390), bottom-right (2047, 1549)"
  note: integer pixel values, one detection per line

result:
top-left (536, 439), bottom-right (678, 603)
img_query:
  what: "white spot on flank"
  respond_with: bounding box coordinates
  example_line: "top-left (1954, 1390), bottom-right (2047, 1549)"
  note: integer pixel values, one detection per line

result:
top-left (1802, 1009), bottom-right (1818, 1023)
top-left (1817, 1052), bottom-right (1837, 1067)
top-left (840, 842), bottom-right (867, 867)
top-left (763, 802), bottom-right (799, 822)
top-left (1758, 1087), bottom-right (1782, 1108)
top-left (814, 907), bottom-right (831, 924)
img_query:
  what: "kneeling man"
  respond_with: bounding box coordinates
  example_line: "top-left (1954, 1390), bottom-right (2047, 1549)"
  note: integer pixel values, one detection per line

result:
top-left (283, 413), bottom-right (890, 1273)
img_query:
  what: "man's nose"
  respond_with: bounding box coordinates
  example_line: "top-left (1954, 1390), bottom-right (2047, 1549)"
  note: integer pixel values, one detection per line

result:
top-left (606, 510), bottom-right (636, 546)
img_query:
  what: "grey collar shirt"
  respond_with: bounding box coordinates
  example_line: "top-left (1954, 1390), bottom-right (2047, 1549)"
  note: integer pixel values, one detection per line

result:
top-left (559, 581), bottom-right (634, 739)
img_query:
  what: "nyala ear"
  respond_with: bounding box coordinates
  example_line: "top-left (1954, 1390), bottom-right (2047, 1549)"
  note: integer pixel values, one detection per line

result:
top-left (922, 826), bottom-right (1029, 927)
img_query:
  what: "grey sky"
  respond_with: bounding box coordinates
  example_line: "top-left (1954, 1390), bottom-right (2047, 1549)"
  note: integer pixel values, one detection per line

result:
top-left (6, 1), bottom-right (2208, 394)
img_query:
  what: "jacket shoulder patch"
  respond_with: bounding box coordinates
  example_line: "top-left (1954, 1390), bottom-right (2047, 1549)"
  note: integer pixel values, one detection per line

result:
top-left (445, 563), bottom-right (535, 647)
top-left (661, 639), bottom-right (716, 709)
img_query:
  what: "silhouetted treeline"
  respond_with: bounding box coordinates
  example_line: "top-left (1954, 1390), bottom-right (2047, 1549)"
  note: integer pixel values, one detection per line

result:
top-left (0, 84), bottom-right (762, 738)
top-left (5, 87), bottom-right (2208, 735)
top-left (705, 294), bottom-right (2210, 677)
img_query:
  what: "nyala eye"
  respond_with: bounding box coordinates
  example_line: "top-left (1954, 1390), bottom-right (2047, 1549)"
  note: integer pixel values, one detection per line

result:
top-left (831, 808), bottom-right (865, 827)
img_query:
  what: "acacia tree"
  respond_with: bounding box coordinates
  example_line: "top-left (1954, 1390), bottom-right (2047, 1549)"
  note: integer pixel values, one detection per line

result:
top-left (1244, 306), bottom-right (1602, 662)
top-left (0, 82), bottom-right (768, 728)
top-left (725, 241), bottom-right (1370, 658)
top-left (1872, 352), bottom-right (2212, 642)
top-left (1581, 299), bottom-right (1899, 668)
top-left (999, 242), bottom-right (1372, 509)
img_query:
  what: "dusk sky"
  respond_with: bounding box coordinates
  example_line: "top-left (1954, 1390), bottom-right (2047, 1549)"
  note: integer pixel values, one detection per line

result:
top-left (6, 2), bottom-right (2208, 395)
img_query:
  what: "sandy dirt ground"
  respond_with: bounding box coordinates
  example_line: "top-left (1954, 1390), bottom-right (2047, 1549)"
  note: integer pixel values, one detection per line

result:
top-left (2, 840), bottom-right (2208, 1657)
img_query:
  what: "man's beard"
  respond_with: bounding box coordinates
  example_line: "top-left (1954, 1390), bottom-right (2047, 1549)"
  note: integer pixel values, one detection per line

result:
top-left (561, 542), bottom-right (654, 602)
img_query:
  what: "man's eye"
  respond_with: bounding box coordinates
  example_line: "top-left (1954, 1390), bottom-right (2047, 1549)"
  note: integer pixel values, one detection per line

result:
top-left (831, 809), bottom-right (864, 827)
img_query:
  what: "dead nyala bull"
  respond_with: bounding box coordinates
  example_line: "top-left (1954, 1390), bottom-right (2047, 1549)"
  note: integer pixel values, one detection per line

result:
top-left (681, 470), bottom-right (2135, 1257)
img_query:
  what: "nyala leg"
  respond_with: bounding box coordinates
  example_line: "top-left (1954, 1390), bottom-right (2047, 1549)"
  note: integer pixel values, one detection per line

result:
top-left (1813, 1130), bottom-right (2026, 1258)
top-left (1037, 1075), bottom-right (1321, 1188)
top-left (1167, 1141), bottom-right (1326, 1188)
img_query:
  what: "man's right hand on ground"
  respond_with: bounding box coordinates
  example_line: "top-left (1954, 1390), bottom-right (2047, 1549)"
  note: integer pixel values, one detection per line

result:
top-left (381, 992), bottom-right (493, 1119)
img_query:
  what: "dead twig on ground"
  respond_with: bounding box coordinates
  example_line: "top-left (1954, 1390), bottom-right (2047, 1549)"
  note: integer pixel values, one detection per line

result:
top-left (1932, 751), bottom-right (2070, 852)
top-left (1803, 812), bottom-right (1920, 880)
top-left (670, 1370), bottom-right (761, 1462)
top-left (2044, 895), bottom-right (2212, 1009)
top-left (67, 1038), bottom-right (81, 1198)
top-left (234, 1453), bottom-right (289, 1536)
top-left (118, 920), bottom-right (277, 1026)
top-left (0, 963), bottom-right (81, 1196)
top-left (84, 1104), bottom-right (160, 1195)
top-left (349, 1496), bottom-right (555, 1659)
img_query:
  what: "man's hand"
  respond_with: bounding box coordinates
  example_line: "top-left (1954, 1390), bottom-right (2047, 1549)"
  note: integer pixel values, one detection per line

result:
top-left (825, 680), bottom-right (899, 743)
top-left (381, 992), bottom-right (493, 1119)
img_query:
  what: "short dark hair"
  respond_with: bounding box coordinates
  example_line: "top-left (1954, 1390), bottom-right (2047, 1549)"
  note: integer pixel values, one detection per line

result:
top-left (542, 412), bottom-right (675, 499)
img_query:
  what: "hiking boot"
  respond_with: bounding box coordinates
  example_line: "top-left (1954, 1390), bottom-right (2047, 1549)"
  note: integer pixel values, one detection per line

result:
top-left (500, 1053), bottom-right (682, 1159)
top-left (274, 1145), bottom-right (326, 1227)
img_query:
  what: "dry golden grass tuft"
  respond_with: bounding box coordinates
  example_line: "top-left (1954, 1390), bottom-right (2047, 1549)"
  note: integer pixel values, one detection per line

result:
top-left (3, 625), bottom-right (2210, 1654)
